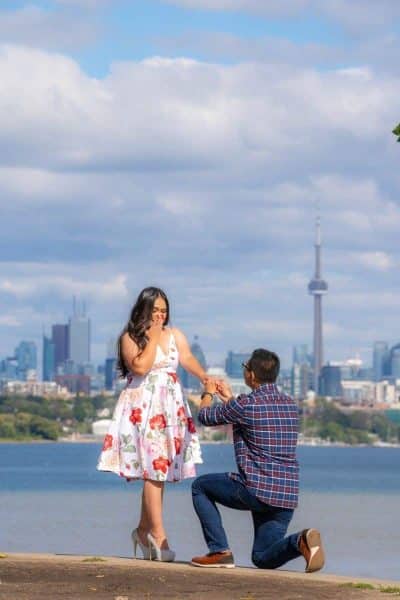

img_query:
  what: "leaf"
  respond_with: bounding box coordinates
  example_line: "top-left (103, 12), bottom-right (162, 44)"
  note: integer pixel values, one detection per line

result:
top-left (124, 445), bottom-right (136, 453)
top-left (392, 123), bottom-right (400, 136)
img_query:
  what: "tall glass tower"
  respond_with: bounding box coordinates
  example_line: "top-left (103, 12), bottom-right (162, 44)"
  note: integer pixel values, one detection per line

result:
top-left (308, 216), bottom-right (328, 393)
top-left (68, 300), bottom-right (90, 366)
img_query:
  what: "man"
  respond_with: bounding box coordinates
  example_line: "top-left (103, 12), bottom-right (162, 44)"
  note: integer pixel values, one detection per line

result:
top-left (191, 348), bottom-right (325, 572)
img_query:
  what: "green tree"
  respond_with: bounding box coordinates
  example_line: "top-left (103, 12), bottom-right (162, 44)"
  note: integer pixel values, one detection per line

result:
top-left (0, 415), bottom-right (17, 438)
top-left (29, 416), bottom-right (60, 440)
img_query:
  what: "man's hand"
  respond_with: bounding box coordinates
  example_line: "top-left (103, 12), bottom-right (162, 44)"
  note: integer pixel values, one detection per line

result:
top-left (216, 380), bottom-right (233, 404)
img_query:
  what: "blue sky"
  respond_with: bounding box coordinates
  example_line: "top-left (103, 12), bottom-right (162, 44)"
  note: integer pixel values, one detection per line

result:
top-left (0, 0), bottom-right (399, 370)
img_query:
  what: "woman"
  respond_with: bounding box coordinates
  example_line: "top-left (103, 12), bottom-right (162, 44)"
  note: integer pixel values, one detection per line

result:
top-left (97, 286), bottom-right (207, 562)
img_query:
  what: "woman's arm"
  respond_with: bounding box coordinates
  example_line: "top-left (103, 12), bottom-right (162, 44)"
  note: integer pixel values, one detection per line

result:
top-left (121, 320), bottom-right (163, 376)
top-left (173, 328), bottom-right (207, 383)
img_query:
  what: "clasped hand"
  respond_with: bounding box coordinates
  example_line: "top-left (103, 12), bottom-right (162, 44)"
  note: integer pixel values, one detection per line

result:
top-left (203, 377), bottom-right (233, 403)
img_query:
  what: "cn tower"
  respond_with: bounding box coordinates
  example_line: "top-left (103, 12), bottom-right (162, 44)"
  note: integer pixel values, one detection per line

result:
top-left (308, 214), bottom-right (328, 393)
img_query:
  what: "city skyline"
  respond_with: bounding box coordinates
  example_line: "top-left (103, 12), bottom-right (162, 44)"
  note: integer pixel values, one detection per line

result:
top-left (0, 1), bottom-right (399, 367)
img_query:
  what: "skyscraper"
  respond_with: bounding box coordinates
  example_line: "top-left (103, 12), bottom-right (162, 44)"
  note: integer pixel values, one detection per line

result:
top-left (68, 300), bottom-right (90, 366)
top-left (178, 335), bottom-right (207, 391)
top-left (225, 351), bottom-right (250, 379)
top-left (373, 341), bottom-right (389, 381)
top-left (391, 345), bottom-right (400, 379)
top-left (308, 215), bottom-right (328, 393)
top-left (52, 324), bottom-right (69, 370)
top-left (42, 335), bottom-right (55, 381)
top-left (291, 344), bottom-right (311, 399)
top-left (15, 341), bottom-right (37, 380)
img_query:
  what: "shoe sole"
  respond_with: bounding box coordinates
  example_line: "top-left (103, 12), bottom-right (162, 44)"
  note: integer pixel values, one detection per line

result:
top-left (305, 529), bottom-right (325, 573)
top-left (191, 561), bottom-right (235, 568)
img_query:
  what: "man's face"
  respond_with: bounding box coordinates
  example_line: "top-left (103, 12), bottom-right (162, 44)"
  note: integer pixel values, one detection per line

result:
top-left (242, 361), bottom-right (253, 386)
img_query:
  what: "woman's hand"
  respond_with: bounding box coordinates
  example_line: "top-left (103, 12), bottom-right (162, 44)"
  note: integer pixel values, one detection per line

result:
top-left (204, 378), bottom-right (217, 395)
top-left (146, 314), bottom-right (163, 341)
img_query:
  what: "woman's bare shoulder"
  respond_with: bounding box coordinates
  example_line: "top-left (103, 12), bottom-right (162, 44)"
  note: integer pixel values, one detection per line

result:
top-left (170, 326), bottom-right (184, 339)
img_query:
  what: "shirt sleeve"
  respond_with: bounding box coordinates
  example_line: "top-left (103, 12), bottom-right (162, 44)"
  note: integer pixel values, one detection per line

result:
top-left (198, 394), bottom-right (249, 426)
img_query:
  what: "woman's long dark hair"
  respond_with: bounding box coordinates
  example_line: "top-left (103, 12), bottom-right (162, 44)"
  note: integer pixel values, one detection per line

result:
top-left (117, 286), bottom-right (170, 378)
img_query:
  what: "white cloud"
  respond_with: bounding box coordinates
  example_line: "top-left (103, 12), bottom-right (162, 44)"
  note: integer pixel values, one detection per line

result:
top-left (352, 251), bottom-right (395, 271)
top-left (0, 315), bottom-right (22, 327)
top-left (0, 273), bottom-right (129, 302)
top-left (0, 6), bottom-right (99, 52)
top-left (0, 46), bottom-right (399, 366)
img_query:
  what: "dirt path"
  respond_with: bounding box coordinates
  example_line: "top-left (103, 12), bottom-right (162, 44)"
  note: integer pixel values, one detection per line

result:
top-left (0, 553), bottom-right (394, 600)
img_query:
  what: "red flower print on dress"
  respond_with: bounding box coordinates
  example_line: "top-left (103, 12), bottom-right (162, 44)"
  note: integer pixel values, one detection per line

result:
top-left (152, 456), bottom-right (171, 474)
top-left (174, 437), bottom-right (182, 455)
top-left (177, 406), bottom-right (187, 423)
top-left (129, 407), bottom-right (142, 425)
top-left (167, 372), bottom-right (179, 384)
top-left (187, 418), bottom-right (196, 434)
top-left (150, 414), bottom-right (167, 430)
top-left (102, 434), bottom-right (113, 451)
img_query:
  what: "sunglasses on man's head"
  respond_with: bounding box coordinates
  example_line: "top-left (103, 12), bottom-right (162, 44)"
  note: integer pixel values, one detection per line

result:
top-left (242, 362), bottom-right (251, 371)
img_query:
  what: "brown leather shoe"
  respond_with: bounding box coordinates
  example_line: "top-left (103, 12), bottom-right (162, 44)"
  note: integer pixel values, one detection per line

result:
top-left (298, 529), bottom-right (325, 573)
top-left (191, 551), bottom-right (235, 568)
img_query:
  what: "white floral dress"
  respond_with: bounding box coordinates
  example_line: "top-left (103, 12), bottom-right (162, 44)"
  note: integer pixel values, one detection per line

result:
top-left (97, 331), bottom-right (203, 482)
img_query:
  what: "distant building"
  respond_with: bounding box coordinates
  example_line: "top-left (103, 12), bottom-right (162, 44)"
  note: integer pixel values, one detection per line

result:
top-left (319, 365), bottom-right (342, 398)
top-left (390, 346), bottom-right (400, 379)
top-left (0, 356), bottom-right (18, 382)
top-left (55, 374), bottom-right (90, 395)
top-left (4, 372), bottom-right (70, 398)
top-left (52, 324), bottom-right (70, 371)
top-left (291, 344), bottom-right (311, 398)
top-left (179, 336), bottom-right (206, 391)
top-left (341, 380), bottom-right (375, 406)
top-left (15, 341), bottom-right (37, 381)
top-left (105, 358), bottom-right (117, 390)
top-left (292, 344), bottom-right (309, 366)
top-left (92, 419), bottom-right (112, 436)
top-left (291, 363), bottom-right (310, 399)
top-left (373, 341), bottom-right (389, 381)
top-left (69, 307), bottom-right (90, 366)
top-left (225, 351), bottom-right (250, 379)
top-left (42, 335), bottom-right (55, 381)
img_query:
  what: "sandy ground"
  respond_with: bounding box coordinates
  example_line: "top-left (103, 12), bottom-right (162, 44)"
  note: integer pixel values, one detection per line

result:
top-left (0, 553), bottom-right (396, 600)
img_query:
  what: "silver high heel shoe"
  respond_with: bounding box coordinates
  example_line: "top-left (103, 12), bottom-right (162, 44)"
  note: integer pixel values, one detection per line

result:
top-left (131, 528), bottom-right (154, 560)
top-left (147, 532), bottom-right (176, 562)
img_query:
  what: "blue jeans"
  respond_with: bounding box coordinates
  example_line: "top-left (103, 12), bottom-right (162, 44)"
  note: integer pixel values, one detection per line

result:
top-left (192, 473), bottom-right (301, 569)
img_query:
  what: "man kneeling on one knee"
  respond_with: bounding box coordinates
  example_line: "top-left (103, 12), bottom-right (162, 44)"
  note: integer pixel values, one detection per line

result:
top-left (191, 348), bottom-right (325, 572)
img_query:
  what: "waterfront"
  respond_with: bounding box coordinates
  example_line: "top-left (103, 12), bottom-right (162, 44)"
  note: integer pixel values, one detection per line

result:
top-left (0, 443), bottom-right (399, 581)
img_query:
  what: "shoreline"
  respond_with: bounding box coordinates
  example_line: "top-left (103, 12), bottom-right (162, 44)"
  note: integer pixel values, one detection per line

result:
top-left (1, 437), bottom-right (400, 448)
top-left (0, 553), bottom-right (398, 600)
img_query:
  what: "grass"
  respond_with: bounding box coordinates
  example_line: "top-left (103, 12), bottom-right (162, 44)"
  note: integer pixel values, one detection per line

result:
top-left (82, 557), bottom-right (107, 563)
top-left (380, 587), bottom-right (400, 595)
top-left (342, 583), bottom-right (376, 590)
top-left (342, 583), bottom-right (400, 596)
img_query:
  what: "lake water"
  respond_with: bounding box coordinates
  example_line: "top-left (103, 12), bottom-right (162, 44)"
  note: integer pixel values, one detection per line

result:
top-left (0, 443), bottom-right (399, 581)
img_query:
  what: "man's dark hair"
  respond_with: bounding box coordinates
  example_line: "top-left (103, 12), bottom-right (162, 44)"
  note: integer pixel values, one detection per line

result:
top-left (248, 348), bottom-right (280, 383)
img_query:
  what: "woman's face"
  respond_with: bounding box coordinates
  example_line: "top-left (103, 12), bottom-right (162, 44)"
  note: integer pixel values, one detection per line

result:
top-left (151, 296), bottom-right (168, 326)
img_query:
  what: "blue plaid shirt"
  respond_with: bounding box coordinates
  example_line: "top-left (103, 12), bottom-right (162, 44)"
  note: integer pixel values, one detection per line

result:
top-left (198, 383), bottom-right (299, 509)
